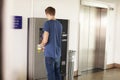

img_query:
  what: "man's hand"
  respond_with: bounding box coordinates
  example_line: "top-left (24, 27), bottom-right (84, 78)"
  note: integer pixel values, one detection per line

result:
top-left (37, 44), bottom-right (45, 53)
top-left (41, 47), bottom-right (45, 52)
top-left (40, 44), bottom-right (45, 52)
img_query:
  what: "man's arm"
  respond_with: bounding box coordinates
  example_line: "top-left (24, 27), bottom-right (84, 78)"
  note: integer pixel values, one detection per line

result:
top-left (40, 31), bottom-right (49, 47)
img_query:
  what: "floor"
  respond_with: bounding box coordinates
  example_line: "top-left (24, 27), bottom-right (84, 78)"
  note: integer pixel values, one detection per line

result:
top-left (74, 68), bottom-right (120, 80)
top-left (36, 68), bottom-right (120, 80)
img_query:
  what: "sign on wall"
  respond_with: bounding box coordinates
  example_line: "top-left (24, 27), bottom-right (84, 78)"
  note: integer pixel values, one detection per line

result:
top-left (13, 16), bottom-right (22, 29)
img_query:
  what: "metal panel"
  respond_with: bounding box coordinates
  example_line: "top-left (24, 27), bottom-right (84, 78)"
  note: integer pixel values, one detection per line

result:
top-left (28, 18), bottom-right (47, 80)
top-left (94, 8), bottom-right (101, 69)
top-left (78, 6), bottom-right (107, 75)
top-left (88, 7), bottom-right (98, 70)
top-left (79, 6), bottom-right (90, 72)
top-left (57, 19), bottom-right (68, 78)
top-left (95, 8), bottom-right (107, 69)
top-left (34, 18), bottom-right (47, 79)
top-left (27, 18), bottom-right (69, 80)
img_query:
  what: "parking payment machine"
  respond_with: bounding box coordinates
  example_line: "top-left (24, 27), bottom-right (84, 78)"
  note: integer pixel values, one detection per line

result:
top-left (27, 18), bottom-right (69, 80)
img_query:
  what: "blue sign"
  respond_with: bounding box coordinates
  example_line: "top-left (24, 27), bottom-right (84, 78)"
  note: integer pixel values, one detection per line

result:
top-left (13, 16), bottom-right (22, 29)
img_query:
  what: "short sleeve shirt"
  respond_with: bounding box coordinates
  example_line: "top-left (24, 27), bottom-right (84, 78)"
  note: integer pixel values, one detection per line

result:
top-left (43, 20), bottom-right (62, 58)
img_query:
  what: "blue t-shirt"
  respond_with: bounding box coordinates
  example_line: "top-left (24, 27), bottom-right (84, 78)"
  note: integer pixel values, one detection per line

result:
top-left (43, 20), bottom-right (62, 58)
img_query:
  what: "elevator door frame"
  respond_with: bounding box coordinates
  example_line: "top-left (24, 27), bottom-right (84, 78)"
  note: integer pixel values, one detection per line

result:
top-left (78, 1), bottom-right (115, 75)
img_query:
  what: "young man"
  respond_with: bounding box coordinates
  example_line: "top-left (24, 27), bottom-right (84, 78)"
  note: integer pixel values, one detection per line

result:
top-left (40, 7), bottom-right (62, 80)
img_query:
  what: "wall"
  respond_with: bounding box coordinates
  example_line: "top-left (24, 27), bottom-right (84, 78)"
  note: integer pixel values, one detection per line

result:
top-left (3, 0), bottom-right (32, 80)
top-left (114, 2), bottom-right (120, 64)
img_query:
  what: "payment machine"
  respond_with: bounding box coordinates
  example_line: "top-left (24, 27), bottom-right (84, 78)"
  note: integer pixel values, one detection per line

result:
top-left (27, 18), bottom-right (69, 80)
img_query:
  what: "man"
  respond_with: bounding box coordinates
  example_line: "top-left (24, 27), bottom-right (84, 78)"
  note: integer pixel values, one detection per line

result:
top-left (40, 7), bottom-right (62, 80)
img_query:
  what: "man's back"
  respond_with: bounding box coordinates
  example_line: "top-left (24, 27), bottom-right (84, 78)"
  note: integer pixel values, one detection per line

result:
top-left (43, 20), bottom-right (62, 58)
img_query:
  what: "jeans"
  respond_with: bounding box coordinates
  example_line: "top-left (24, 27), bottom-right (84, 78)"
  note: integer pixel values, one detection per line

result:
top-left (45, 57), bottom-right (61, 80)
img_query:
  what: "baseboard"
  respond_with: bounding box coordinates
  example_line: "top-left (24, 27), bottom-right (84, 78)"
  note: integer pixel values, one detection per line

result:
top-left (106, 63), bottom-right (120, 69)
top-left (106, 64), bottom-right (115, 69)
top-left (74, 70), bottom-right (78, 77)
top-left (114, 63), bottom-right (120, 68)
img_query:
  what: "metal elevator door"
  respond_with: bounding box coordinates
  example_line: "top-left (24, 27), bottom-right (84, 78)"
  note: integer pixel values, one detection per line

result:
top-left (78, 6), bottom-right (107, 74)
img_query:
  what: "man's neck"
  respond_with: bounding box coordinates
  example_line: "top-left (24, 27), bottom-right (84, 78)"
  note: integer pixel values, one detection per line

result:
top-left (48, 17), bottom-right (55, 20)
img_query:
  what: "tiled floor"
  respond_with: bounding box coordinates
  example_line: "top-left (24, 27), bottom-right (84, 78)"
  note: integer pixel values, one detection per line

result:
top-left (74, 68), bottom-right (120, 80)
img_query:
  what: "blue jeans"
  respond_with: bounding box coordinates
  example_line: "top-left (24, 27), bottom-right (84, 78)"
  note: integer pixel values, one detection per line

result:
top-left (45, 57), bottom-right (61, 80)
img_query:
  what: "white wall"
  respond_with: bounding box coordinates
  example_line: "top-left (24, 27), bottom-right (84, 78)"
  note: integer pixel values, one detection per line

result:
top-left (3, 0), bottom-right (32, 80)
top-left (106, 8), bottom-right (116, 64)
top-left (114, 3), bottom-right (120, 64)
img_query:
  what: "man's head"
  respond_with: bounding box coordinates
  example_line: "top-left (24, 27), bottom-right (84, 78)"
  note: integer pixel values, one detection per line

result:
top-left (45, 7), bottom-right (56, 20)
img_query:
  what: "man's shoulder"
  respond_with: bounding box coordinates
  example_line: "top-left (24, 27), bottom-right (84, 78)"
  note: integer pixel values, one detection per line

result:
top-left (45, 20), bottom-right (62, 27)
top-left (43, 21), bottom-right (49, 26)
top-left (44, 20), bottom-right (49, 24)
top-left (56, 20), bottom-right (62, 27)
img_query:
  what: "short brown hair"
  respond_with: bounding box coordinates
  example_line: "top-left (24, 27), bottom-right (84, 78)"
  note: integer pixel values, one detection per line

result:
top-left (45, 7), bottom-right (56, 16)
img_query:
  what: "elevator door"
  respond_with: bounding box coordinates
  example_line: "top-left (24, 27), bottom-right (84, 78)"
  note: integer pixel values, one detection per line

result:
top-left (78, 6), bottom-right (107, 74)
